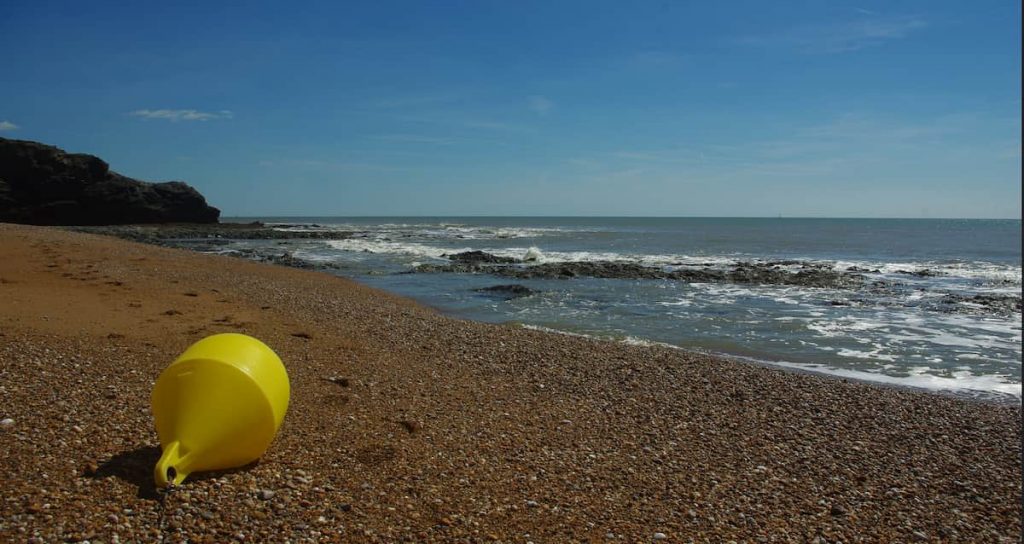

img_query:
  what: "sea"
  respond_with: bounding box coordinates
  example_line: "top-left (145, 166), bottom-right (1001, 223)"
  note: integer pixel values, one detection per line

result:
top-left (225, 217), bottom-right (1022, 401)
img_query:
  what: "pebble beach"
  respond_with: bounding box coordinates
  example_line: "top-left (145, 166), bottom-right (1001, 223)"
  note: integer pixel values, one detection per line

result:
top-left (0, 223), bottom-right (1020, 542)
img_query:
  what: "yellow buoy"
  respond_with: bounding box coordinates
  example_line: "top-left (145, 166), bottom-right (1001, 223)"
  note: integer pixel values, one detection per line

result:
top-left (151, 333), bottom-right (289, 487)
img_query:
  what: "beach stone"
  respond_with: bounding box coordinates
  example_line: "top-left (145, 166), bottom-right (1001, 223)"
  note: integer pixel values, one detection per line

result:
top-left (258, 489), bottom-right (275, 500)
top-left (1, 225), bottom-right (1022, 543)
top-left (653, 532), bottom-right (668, 540)
top-left (0, 418), bottom-right (13, 427)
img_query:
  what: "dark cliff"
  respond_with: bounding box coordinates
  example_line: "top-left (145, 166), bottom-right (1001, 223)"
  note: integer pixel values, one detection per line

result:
top-left (0, 137), bottom-right (219, 225)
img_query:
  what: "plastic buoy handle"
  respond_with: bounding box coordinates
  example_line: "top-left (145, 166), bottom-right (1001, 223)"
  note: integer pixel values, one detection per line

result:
top-left (154, 441), bottom-right (190, 487)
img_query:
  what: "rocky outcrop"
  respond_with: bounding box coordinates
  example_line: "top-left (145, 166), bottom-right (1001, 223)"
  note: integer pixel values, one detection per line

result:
top-left (940, 293), bottom-right (1022, 314)
top-left (445, 250), bottom-right (520, 265)
top-left (474, 284), bottom-right (539, 300)
top-left (410, 251), bottom-right (866, 289)
top-left (0, 137), bottom-right (219, 225)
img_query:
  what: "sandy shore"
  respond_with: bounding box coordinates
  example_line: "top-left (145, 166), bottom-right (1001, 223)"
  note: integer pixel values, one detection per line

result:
top-left (0, 223), bottom-right (1020, 543)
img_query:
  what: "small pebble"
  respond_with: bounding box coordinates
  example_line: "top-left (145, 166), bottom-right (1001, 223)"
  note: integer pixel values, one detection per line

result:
top-left (0, 418), bottom-right (13, 427)
top-left (653, 533), bottom-right (668, 540)
top-left (258, 489), bottom-right (275, 500)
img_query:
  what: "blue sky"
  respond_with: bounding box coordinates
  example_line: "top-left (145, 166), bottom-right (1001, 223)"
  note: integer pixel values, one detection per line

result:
top-left (1, 1), bottom-right (1020, 218)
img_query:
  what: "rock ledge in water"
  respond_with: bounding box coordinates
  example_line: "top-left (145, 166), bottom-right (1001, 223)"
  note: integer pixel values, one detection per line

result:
top-left (474, 284), bottom-right (538, 300)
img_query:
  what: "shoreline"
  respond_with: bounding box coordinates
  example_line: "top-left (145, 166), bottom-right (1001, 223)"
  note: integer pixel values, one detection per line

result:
top-left (517, 323), bottom-right (1022, 406)
top-left (1, 223), bottom-right (1020, 541)
top-left (66, 222), bottom-right (1023, 404)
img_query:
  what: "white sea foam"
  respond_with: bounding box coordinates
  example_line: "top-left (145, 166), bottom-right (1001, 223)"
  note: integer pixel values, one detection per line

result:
top-left (326, 238), bottom-right (469, 260)
top-left (485, 247), bottom-right (687, 266)
top-left (807, 317), bottom-right (888, 338)
top-left (621, 336), bottom-right (681, 349)
top-left (271, 222), bottom-right (579, 242)
top-left (518, 324), bottom-right (1021, 398)
top-left (520, 324), bottom-right (593, 339)
top-left (836, 348), bottom-right (898, 362)
top-left (832, 259), bottom-right (1022, 285)
top-left (766, 360), bottom-right (1021, 398)
top-left (420, 225), bottom-right (570, 240)
top-left (317, 224), bottom-right (1021, 290)
top-left (523, 247), bottom-right (544, 262)
top-left (277, 220), bottom-right (1021, 285)
top-left (289, 249), bottom-right (339, 263)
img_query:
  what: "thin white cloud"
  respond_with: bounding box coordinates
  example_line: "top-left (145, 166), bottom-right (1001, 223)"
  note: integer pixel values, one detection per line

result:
top-left (129, 109), bottom-right (234, 122)
top-left (737, 16), bottom-right (927, 54)
top-left (527, 95), bottom-right (554, 115)
top-left (0, 120), bottom-right (18, 131)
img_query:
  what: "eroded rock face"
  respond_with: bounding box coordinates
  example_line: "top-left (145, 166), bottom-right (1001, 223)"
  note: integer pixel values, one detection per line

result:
top-left (0, 137), bottom-right (219, 225)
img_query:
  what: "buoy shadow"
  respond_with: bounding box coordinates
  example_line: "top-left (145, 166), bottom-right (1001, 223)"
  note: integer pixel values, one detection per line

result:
top-left (86, 445), bottom-right (259, 501)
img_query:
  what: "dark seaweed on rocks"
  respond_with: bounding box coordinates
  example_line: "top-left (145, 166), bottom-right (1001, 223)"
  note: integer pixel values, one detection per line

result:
top-left (445, 250), bottom-right (520, 264)
top-left (474, 284), bottom-right (539, 300)
top-left (939, 293), bottom-right (1022, 314)
top-left (412, 251), bottom-right (866, 289)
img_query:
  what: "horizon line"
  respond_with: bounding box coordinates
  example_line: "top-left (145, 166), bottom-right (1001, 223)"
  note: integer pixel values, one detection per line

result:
top-left (221, 214), bottom-right (1023, 221)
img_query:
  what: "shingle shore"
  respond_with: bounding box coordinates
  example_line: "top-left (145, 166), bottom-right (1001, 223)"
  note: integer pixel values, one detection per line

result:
top-left (0, 224), bottom-right (1020, 543)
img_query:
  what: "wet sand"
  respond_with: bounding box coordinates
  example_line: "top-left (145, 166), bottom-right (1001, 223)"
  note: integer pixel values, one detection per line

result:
top-left (0, 223), bottom-right (1020, 542)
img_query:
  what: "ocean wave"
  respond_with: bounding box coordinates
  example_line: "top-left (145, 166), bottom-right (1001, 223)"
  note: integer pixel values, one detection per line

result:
top-left (303, 225), bottom-right (1021, 287)
top-left (486, 246), bottom-right (704, 267)
top-left (326, 238), bottom-right (470, 260)
top-left (279, 222), bottom-right (580, 240)
top-left (518, 324), bottom-right (1021, 399)
top-left (832, 259), bottom-right (1022, 285)
top-left (766, 360), bottom-right (1021, 399)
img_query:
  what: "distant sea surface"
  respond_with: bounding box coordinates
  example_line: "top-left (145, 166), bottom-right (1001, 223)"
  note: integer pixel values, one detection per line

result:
top-left (226, 217), bottom-right (1022, 401)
